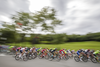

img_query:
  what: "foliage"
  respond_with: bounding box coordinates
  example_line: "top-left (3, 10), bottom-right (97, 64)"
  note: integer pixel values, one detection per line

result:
top-left (0, 29), bottom-right (18, 43)
top-left (51, 33), bottom-right (67, 44)
top-left (12, 6), bottom-right (62, 33)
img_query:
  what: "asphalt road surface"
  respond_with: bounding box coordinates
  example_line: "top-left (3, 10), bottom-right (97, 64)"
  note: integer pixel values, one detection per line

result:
top-left (0, 53), bottom-right (100, 67)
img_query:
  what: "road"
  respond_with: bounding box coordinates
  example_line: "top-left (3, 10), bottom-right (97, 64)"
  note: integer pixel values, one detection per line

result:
top-left (0, 53), bottom-right (100, 67)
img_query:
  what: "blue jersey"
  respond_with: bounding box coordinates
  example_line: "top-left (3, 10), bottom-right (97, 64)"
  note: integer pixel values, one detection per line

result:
top-left (35, 48), bottom-right (39, 51)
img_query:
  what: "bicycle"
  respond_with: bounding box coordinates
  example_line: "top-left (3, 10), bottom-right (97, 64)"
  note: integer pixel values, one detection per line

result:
top-left (38, 52), bottom-right (49, 59)
top-left (74, 54), bottom-right (88, 62)
top-left (49, 51), bottom-right (61, 62)
top-left (91, 55), bottom-right (100, 63)
top-left (60, 53), bottom-right (69, 60)
top-left (15, 52), bottom-right (28, 61)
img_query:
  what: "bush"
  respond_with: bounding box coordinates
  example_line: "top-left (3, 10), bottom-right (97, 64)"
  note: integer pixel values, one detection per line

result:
top-left (40, 41), bottom-right (52, 44)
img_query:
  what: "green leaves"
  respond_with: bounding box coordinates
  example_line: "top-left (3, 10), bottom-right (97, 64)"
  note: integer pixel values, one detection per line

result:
top-left (51, 19), bottom-right (62, 26)
top-left (11, 6), bottom-right (62, 33)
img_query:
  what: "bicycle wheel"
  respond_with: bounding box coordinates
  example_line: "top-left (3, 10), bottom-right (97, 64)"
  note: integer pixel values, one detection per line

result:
top-left (82, 56), bottom-right (88, 62)
top-left (23, 55), bottom-right (28, 61)
top-left (45, 54), bottom-right (49, 59)
top-left (38, 53), bottom-right (43, 59)
top-left (28, 53), bottom-right (32, 60)
top-left (74, 56), bottom-right (80, 62)
top-left (34, 52), bottom-right (37, 58)
top-left (55, 54), bottom-right (61, 62)
top-left (15, 55), bottom-right (20, 61)
top-left (64, 54), bottom-right (69, 60)
top-left (31, 54), bottom-right (36, 59)
top-left (49, 54), bottom-right (53, 61)
top-left (91, 57), bottom-right (97, 63)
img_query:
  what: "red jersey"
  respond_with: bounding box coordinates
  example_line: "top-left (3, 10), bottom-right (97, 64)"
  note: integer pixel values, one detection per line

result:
top-left (41, 49), bottom-right (46, 53)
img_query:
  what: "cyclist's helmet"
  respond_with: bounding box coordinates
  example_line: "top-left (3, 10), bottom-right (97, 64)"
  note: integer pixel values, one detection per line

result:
top-left (88, 49), bottom-right (90, 51)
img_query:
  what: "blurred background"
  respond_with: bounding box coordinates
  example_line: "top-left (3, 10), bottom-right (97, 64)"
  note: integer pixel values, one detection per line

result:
top-left (0, 0), bottom-right (100, 50)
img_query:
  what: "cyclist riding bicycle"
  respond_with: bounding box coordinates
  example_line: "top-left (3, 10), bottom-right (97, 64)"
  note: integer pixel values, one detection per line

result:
top-left (8, 46), bottom-right (14, 52)
top-left (85, 49), bottom-right (91, 59)
top-left (59, 49), bottom-right (67, 58)
top-left (93, 50), bottom-right (100, 61)
top-left (16, 47), bottom-right (21, 55)
top-left (51, 48), bottom-right (57, 58)
top-left (77, 49), bottom-right (85, 61)
top-left (90, 50), bottom-right (95, 58)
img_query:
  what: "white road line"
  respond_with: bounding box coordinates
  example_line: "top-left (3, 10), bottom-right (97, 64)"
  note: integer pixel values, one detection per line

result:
top-left (0, 54), bottom-right (6, 56)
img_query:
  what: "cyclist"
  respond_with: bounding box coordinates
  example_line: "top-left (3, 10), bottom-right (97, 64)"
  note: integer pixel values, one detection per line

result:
top-left (38, 47), bottom-right (42, 52)
top-left (8, 46), bottom-right (14, 52)
top-left (71, 50), bottom-right (75, 54)
top-left (12, 46), bottom-right (17, 54)
top-left (77, 49), bottom-right (85, 61)
top-left (20, 47), bottom-right (26, 55)
top-left (49, 48), bottom-right (52, 53)
top-left (85, 49), bottom-right (91, 59)
top-left (51, 48), bottom-right (57, 58)
top-left (61, 49), bottom-right (67, 58)
top-left (36, 47), bottom-right (42, 54)
top-left (16, 47), bottom-right (22, 57)
top-left (59, 49), bottom-right (65, 58)
top-left (41, 48), bottom-right (46, 53)
top-left (93, 50), bottom-right (100, 61)
top-left (90, 50), bottom-right (95, 58)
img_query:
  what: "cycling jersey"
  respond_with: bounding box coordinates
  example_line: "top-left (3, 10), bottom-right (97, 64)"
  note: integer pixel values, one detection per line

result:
top-left (9, 46), bottom-right (14, 49)
top-left (35, 48), bottom-right (40, 51)
top-left (16, 47), bottom-right (21, 52)
top-left (85, 50), bottom-right (90, 55)
top-left (20, 48), bottom-right (25, 53)
top-left (17, 47), bottom-right (21, 49)
top-left (37, 48), bottom-right (42, 52)
top-left (12, 46), bottom-right (17, 51)
top-left (25, 48), bottom-right (30, 52)
top-left (41, 49), bottom-right (45, 53)
top-left (51, 49), bottom-right (56, 53)
top-left (77, 50), bottom-right (83, 55)
top-left (93, 50), bottom-right (100, 55)
top-left (49, 48), bottom-right (52, 52)
top-left (67, 50), bottom-right (71, 54)
top-left (64, 50), bottom-right (67, 54)
top-left (59, 49), bottom-right (63, 54)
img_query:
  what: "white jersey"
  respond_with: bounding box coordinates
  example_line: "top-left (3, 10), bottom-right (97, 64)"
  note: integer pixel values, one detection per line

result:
top-left (85, 49), bottom-right (87, 52)
top-left (68, 50), bottom-right (71, 53)
top-left (20, 48), bottom-right (25, 51)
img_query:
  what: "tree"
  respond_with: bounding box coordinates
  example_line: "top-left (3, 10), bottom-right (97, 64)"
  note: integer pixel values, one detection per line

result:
top-left (51, 33), bottom-right (67, 44)
top-left (12, 6), bottom-right (62, 33)
top-left (0, 29), bottom-right (18, 43)
top-left (1, 22), bottom-right (16, 31)
top-left (11, 6), bottom-right (62, 43)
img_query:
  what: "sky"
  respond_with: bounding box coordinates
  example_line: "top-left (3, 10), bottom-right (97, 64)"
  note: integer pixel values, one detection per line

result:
top-left (0, 0), bottom-right (100, 35)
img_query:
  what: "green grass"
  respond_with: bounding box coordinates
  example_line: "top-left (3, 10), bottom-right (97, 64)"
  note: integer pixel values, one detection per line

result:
top-left (7, 41), bottom-right (100, 51)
